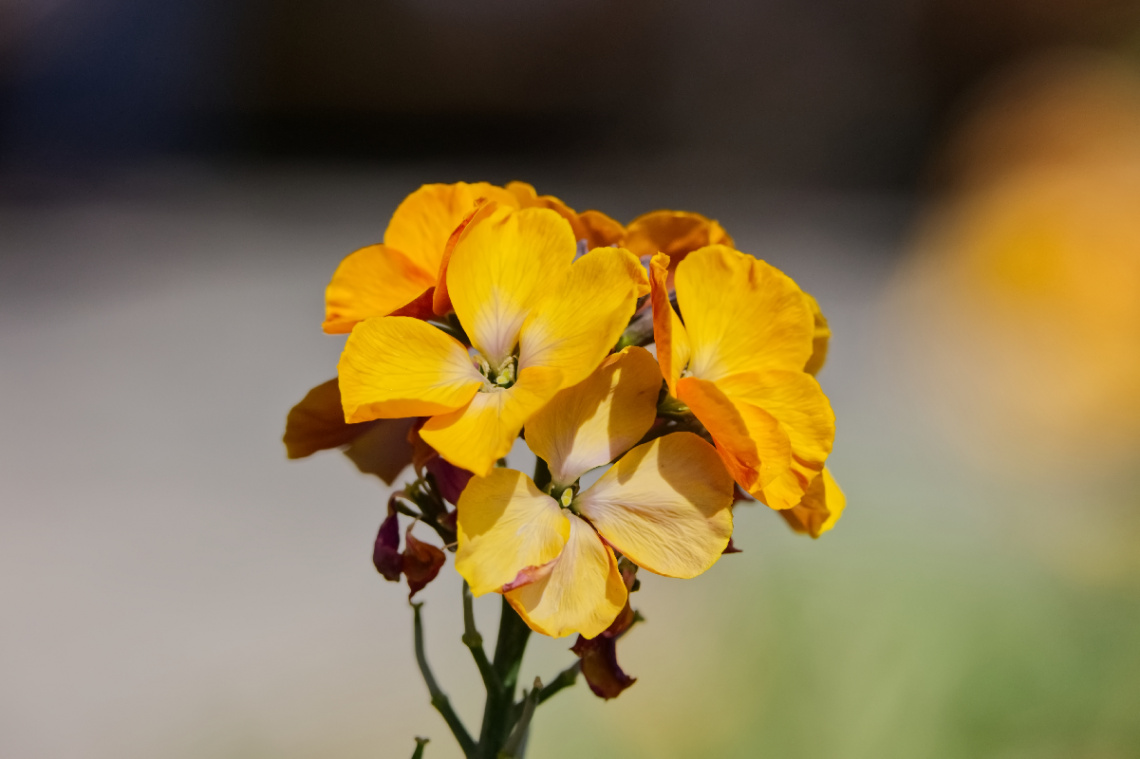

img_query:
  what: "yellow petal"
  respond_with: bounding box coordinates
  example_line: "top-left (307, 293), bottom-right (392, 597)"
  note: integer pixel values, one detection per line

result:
top-left (624, 210), bottom-right (733, 263)
top-left (648, 252), bottom-right (690, 396)
top-left (337, 316), bottom-right (482, 422)
top-left (804, 293), bottom-right (831, 376)
top-left (675, 245), bottom-right (815, 381)
top-left (505, 513), bottom-right (627, 639)
top-left (322, 245), bottom-right (436, 334)
top-left (677, 376), bottom-right (791, 493)
top-left (420, 365), bottom-right (563, 476)
top-left (518, 246), bottom-right (648, 388)
top-left (575, 433), bottom-right (734, 578)
top-left (384, 182), bottom-right (518, 278)
top-left (455, 468), bottom-right (570, 596)
top-left (716, 371), bottom-right (835, 510)
top-left (526, 346), bottom-right (661, 487)
top-left (779, 467), bottom-right (846, 538)
top-left (447, 206), bottom-right (577, 367)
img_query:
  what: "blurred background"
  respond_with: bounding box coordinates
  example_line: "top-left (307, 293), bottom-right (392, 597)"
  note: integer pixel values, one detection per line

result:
top-left (3, 1), bottom-right (1140, 757)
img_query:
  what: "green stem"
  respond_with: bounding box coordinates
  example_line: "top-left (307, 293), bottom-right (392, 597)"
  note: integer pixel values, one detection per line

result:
top-left (477, 597), bottom-right (532, 757)
top-left (536, 661), bottom-right (580, 706)
top-left (412, 602), bottom-right (477, 758)
top-left (509, 661), bottom-right (579, 725)
top-left (411, 737), bottom-right (429, 759)
top-left (500, 679), bottom-right (541, 758)
top-left (462, 581), bottom-right (502, 693)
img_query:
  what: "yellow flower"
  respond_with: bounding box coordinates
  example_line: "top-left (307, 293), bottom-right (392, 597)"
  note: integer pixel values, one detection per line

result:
top-left (336, 205), bottom-right (648, 476)
top-left (455, 348), bottom-right (734, 638)
top-left (322, 182), bottom-right (624, 333)
top-left (649, 245), bottom-right (838, 516)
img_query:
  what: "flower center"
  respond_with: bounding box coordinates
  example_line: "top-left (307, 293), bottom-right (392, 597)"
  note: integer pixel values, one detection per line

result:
top-left (474, 351), bottom-right (517, 391)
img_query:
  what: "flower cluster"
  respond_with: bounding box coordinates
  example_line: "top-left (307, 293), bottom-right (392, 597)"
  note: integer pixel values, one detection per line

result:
top-left (285, 181), bottom-right (844, 711)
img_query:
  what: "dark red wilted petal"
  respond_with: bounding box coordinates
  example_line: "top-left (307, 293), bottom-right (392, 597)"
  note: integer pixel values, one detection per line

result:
top-left (571, 634), bottom-right (636, 699)
top-left (373, 512), bottom-right (403, 582)
top-left (403, 527), bottom-right (446, 598)
top-left (723, 537), bottom-right (742, 554)
top-left (426, 455), bottom-right (474, 505)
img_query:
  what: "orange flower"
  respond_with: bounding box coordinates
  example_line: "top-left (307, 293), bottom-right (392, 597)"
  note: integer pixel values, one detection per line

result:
top-left (322, 182), bottom-right (624, 333)
top-left (650, 246), bottom-right (840, 519)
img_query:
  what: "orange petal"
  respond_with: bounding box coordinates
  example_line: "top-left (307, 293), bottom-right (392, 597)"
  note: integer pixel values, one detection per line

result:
top-left (677, 376), bottom-right (791, 493)
top-left (518, 246), bottom-right (648, 389)
top-left (716, 371), bottom-right (835, 510)
top-left (420, 365), bottom-right (563, 476)
top-left (432, 199), bottom-right (500, 317)
top-left (322, 245), bottom-right (436, 334)
top-left (648, 253), bottom-right (690, 396)
top-left (505, 513), bottom-right (627, 639)
top-left (284, 378), bottom-right (377, 458)
top-left (384, 182), bottom-right (518, 278)
top-left (624, 210), bottom-right (734, 267)
top-left (803, 293), bottom-right (831, 376)
top-left (779, 467), bottom-right (846, 537)
top-left (578, 210), bottom-right (626, 248)
top-left (505, 181), bottom-right (625, 247)
top-left (283, 378), bottom-right (416, 483)
top-left (337, 316), bottom-right (483, 422)
top-left (675, 246), bottom-right (815, 382)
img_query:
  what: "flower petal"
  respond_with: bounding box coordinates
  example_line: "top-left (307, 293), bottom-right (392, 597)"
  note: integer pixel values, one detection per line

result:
top-left (404, 525), bottom-right (446, 599)
top-left (455, 468), bottom-right (569, 596)
top-left (431, 199), bottom-right (501, 317)
top-left (779, 467), bottom-right (846, 538)
top-left (518, 246), bottom-right (648, 388)
top-left (504, 182), bottom-right (624, 248)
top-left (420, 365), bottom-right (563, 476)
top-left (384, 182), bottom-right (518, 277)
top-left (284, 379), bottom-right (418, 482)
top-left (447, 206), bottom-right (577, 367)
top-left (648, 253), bottom-right (690, 396)
top-left (505, 513), bottom-right (627, 639)
top-left (526, 346), bottom-right (662, 487)
top-left (338, 316), bottom-right (483, 422)
top-left (716, 371), bottom-right (835, 510)
top-left (677, 376), bottom-right (791, 493)
top-left (578, 210), bottom-right (626, 248)
top-left (575, 433), bottom-right (734, 579)
top-left (571, 633), bottom-right (636, 699)
top-left (675, 245), bottom-right (815, 381)
top-left (624, 210), bottom-right (733, 266)
top-left (284, 378), bottom-right (376, 458)
top-left (322, 245), bottom-right (436, 334)
top-left (804, 293), bottom-right (831, 376)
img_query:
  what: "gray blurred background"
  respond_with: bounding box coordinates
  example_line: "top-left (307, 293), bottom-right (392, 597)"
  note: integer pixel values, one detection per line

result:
top-left (3, 2), bottom-right (1140, 758)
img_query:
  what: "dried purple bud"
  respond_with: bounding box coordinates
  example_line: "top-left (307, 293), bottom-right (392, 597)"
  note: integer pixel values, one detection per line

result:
top-left (373, 511), bottom-right (403, 582)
